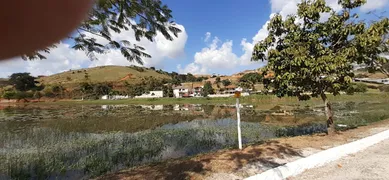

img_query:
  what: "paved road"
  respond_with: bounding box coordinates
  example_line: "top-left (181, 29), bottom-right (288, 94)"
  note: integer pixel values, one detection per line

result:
top-left (295, 139), bottom-right (389, 180)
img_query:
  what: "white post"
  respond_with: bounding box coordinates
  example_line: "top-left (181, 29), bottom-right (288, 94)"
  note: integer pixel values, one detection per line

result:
top-left (236, 98), bottom-right (242, 150)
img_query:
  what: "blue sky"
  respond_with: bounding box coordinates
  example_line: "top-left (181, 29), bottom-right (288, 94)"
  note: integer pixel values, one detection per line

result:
top-left (0, 0), bottom-right (388, 77)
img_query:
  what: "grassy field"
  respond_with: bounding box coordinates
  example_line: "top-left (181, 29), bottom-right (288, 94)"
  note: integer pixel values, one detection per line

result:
top-left (38, 65), bottom-right (171, 87)
top-left (39, 93), bottom-right (389, 107)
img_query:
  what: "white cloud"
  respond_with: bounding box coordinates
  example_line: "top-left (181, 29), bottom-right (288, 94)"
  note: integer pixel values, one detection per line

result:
top-left (360, 0), bottom-right (389, 12)
top-left (0, 43), bottom-right (89, 77)
top-left (178, 36), bottom-right (240, 74)
top-left (179, 0), bottom-right (378, 75)
top-left (177, 63), bottom-right (207, 74)
top-left (0, 23), bottom-right (188, 77)
top-left (204, 32), bottom-right (211, 42)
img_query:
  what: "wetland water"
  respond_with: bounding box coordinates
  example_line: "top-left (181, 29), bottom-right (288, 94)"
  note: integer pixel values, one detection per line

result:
top-left (0, 101), bottom-right (387, 179)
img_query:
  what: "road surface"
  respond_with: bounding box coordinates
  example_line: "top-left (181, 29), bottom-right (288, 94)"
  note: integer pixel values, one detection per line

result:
top-left (295, 139), bottom-right (389, 180)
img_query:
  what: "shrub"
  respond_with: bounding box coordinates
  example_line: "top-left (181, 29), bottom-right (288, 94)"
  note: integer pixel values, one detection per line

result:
top-left (3, 91), bottom-right (16, 100)
top-left (14, 91), bottom-right (33, 100)
top-left (346, 83), bottom-right (368, 95)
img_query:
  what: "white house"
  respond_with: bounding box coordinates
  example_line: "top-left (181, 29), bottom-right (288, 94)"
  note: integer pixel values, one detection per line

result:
top-left (173, 86), bottom-right (189, 98)
top-left (135, 91), bottom-right (163, 98)
top-left (101, 95), bottom-right (129, 100)
top-left (192, 86), bottom-right (203, 97)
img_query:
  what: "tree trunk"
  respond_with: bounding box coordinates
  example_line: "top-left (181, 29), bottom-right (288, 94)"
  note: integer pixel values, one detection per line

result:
top-left (321, 93), bottom-right (335, 134)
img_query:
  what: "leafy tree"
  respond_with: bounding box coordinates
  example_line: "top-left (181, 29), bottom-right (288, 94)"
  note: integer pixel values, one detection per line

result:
top-left (162, 84), bottom-right (174, 97)
top-left (25, 0), bottom-right (182, 65)
top-left (93, 83), bottom-right (113, 96)
top-left (52, 85), bottom-right (65, 98)
top-left (239, 82), bottom-right (252, 90)
top-left (171, 78), bottom-right (181, 86)
top-left (127, 84), bottom-right (146, 97)
top-left (239, 73), bottom-right (262, 89)
top-left (186, 73), bottom-right (197, 82)
top-left (221, 79), bottom-right (232, 87)
top-left (9, 73), bottom-right (37, 91)
top-left (251, 0), bottom-right (389, 131)
top-left (202, 81), bottom-right (214, 97)
top-left (80, 82), bottom-right (94, 100)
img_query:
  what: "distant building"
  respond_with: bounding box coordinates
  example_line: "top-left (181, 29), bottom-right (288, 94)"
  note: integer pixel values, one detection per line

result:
top-left (173, 86), bottom-right (189, 98)
top-left (221, 85), bottom-right (237, 94)
top-left (192, 86), bottom-right (203, 97)
top-left (135, 91), bottom-right (164, 98)
top-left (354, 78), bottom-right (389, 85)
top-left (101, 95), bottom-right (129, 100)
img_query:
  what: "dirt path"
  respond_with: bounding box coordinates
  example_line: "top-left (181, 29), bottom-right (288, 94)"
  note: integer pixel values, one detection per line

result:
top-left (294, 139), bottom-right (389, 180)
top-left (97, 120), bottom-right (389, 180)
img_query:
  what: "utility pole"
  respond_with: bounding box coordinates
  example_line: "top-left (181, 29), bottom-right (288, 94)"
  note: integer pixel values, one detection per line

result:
top-left (235, 87), bottom-right (243, 150)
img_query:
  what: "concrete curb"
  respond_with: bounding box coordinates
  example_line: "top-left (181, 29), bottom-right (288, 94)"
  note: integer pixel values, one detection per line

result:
top-left (245, 129), bottom-right (389, 180)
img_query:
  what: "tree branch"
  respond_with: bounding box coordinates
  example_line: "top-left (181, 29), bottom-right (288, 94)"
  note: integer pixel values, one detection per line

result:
top-left (78, 28), bottom-right (105, 38)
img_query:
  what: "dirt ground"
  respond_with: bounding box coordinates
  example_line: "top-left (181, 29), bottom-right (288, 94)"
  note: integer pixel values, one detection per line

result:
top-left (97, 120), bottom-right (389, 180)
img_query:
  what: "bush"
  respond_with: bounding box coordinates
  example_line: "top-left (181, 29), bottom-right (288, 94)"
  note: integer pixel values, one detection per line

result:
top-left (14, 91), bottom-right (34, 100)
top-left (3, 91), bottom-right (16, 100)
top-left (346, 83), bottom-right (368, 95)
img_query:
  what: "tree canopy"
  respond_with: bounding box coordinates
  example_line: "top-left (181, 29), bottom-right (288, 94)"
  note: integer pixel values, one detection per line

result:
top-left (239, 73), bottom-right (262, 84)
top-left (202, 81), bottom-right (214, 97)
top-left (9, 73), bottom-right (38, 91)
top-left (221, 79), bottom-right (232, 87)
top-left (251, 0), bottom-right (389, 130)
top-left (25, 0), bottom-right (182, 65)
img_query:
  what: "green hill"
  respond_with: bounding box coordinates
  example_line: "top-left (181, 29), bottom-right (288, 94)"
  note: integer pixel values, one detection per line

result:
top-left (38, 65), bottom-right (171, 87)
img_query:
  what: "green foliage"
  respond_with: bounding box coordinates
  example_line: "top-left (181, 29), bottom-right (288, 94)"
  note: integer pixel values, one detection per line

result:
top-left (202, 81), bottom-right (214, 97)
top-left (251, 0), bottom-right (388, 100)
top-left (9, 73), bottom-right (38, 91)
top-left (186, 73), bottom-right (197, 82)
top-left (2, 91), bottom-right (16, 100)
top-left (167, 73), bottom-right (203, 84)
top-left (93, 83), bottom-right (113, 96)
top-left (345, 83), bottom-right (368, 95)
top-left (221, 79), bottom-right (232, 87)
top-left (52, 85), bottom-right (65, 98)
top-left (80, 82), bottom-right (94, 95)
top-left (14, 91), bottom-right (34, 100)
top-left (162, 84), bottom-right (174, 97)
top-left (239, 73), bottom-right (262, 89)
top-left (25, 0), bottom-right (182, 64)
top-left (126, 84), bottom-right (146, 97)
